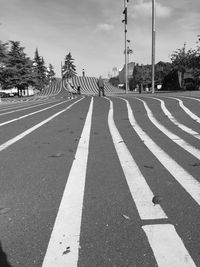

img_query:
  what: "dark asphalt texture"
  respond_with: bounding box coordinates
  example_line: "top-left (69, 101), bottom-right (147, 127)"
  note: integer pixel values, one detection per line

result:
top-left (0, 92), bottom-right (199, 266)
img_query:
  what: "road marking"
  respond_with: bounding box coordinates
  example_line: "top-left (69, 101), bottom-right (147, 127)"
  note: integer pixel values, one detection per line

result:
top-left (106, 98), bottom-right (167, 220)
top-left (141, 96), bottom-right (200, 140)
top-left (178, 96), bottom-right (200, 102)
top-left (42, 97), bottom-right (93, 267)
top-left (121, 98), bottom-right (200, 206)
top-left (143, 224), bottom-right (196, 267)
top-left (135, 97), bottom-right (200, 160)
top-left (0, 98), bottom-right (83, 152)
top-left (0, 98), bottom-right (60, 116)
top-left (167, 97), bottom-right (200, 123)
top-left (0, 98), bottom-right (78, 127)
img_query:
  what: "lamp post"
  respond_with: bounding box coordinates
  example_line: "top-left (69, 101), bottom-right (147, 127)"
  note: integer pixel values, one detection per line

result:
top-left (61, 61), bottom-right (63, 88)
top-left (151, 0), bottom-right (156, 94)
top-left (122, 0), bottom-right (129, 93)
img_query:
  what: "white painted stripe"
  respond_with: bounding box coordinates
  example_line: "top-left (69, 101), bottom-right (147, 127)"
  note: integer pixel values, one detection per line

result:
top-left (121, 98), bottom-right (200, 206)
top-left (177, 96), bottom-right (200, 102)
top-left (106, 98), bottom-right (167, 220)
top-left (0, 98), bottom-right (60, 116)
top-left (143, 224), bottom-right (196, 267)
top-left (167, 97), bottom-right (200, 123)
top-left (0, 98), bottom-right (77, 127)
top-left (42, 98), bottom-right (93, 267)
top-left (135, 97), bottom-right (200, 160)
top-left (0, 98), bottom-right (83, 152)
top-left (143, 96), bottom-right (200, 140)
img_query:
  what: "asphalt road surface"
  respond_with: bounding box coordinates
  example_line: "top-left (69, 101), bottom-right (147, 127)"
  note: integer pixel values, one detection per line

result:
top-left (0, 92), bottom-right (200, 267)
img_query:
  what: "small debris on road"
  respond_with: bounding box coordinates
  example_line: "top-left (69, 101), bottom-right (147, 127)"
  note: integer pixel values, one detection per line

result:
top-left (191, 162), bottom-right (200, 167)
top-left (63, 247), bottom-right (70, 255)
top-left (0, 207), bottom-right (11, 215)
top-left (143, 165), bottom-right (154, 169)
top-left (49, 152), bottom-right (64, 158)
top-left (122, 214), bottom-right (130, 220)
top-left (152, 195), bottom-right (162, 205)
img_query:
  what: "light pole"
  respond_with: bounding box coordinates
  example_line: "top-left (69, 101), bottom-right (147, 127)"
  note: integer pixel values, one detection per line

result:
top-left (151, 0), bottom-right (156, 93)
top-left (122, 0), bottom-right (129, 93)
top-left (61, 61), bottom-right (63, 88)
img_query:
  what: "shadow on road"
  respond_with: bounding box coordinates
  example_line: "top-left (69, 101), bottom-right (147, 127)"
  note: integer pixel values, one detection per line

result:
top-left (0, 242), bottom-right (12, 267)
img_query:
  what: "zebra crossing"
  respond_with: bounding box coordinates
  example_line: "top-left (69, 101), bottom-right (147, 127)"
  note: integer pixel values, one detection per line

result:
top-left (0, 92), bottom-right (199, 266)
top-left (41, 94), bottom-right (200, 266)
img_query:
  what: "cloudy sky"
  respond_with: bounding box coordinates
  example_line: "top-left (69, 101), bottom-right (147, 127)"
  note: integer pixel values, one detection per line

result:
top-left (0, 0), bottom-right (199, 78)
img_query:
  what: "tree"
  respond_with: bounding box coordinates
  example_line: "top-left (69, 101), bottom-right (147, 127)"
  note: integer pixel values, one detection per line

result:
top-left (47, 64), bottom-right (56, 84)
top-left (155, 61), bottom-right (171, 85)
top-left (1, 41), bottom-right (33, 93)
top-left (170, 43), bottom-right (196, 89)
top-left (62, 52), bottom-right (77, 80)
top-left (0, 41), bottom-right (9, 86)
top-left (112, 67), bottom-right (118, 77)
top-left (0, 41), bottom-right (8, 64)
top-left (188, 36), bottom-right (200, 85)
top-left (109, 76), bottom-right (119, 87)
top-left (32, 48), bottom-right (47, 90)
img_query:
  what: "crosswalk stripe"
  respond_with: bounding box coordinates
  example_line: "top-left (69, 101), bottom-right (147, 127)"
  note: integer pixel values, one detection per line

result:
top-left (0, 98), bottom-right (83, 152)
top-left (135, 97), bottom-right (200, 160)
top-left (167, 97), bottom-right (200, 123)
top-left (143, 224), bottom-right (196, 267)
top-left (142, 96), bottom-right (200, 140)
top-left (42, 97), bottom-right (93, 267)
top-left (0, 98), bottom-right (76, 127)
top-left (0, 98), bottom-right (60, 116)
top-left (121, 98), bottom-right (200, 206)
top-left (106, 98), bottom-right (167, 220)
top-left (177, 96), bottom-right (200, 102)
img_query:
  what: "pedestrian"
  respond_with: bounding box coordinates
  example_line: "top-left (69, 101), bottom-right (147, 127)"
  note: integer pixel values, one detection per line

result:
top-left (139, 85), bottom-right (142, 94)
top-left (77, 85), bottom-right (81, 95)
top-left (67, 81), bottom-right (74, 99)
top-left (97, 75), bottom-right (105, 96)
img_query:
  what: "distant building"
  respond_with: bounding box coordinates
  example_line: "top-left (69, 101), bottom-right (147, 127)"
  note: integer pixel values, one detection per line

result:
top-left (119, 62), bottom-right (135, 84)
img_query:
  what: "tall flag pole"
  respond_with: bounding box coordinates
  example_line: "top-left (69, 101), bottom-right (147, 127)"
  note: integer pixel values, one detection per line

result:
top-left (61, 61), bottom-right (63, 88)
top-left (151, 0), bottom-right (156, 93)
top-left (123, 0), bottom-right (128, 94)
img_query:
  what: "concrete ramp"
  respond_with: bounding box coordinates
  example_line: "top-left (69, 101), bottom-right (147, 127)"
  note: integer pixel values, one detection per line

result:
top-left (70, 76), bottom-right (123, 94)
top-left (36, 76), bottom-right (123, 97)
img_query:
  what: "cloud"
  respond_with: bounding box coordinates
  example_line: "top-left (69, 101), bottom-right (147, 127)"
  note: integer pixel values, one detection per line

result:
top-left (132, 0), bottom-right (171, 18)
top-left (95, 23), bottom-right (114, 32)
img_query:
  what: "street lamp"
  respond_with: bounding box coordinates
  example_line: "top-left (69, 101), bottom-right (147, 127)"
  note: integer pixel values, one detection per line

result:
top-left (61, 61), bottom-right (64, 88)
top-left (122, 0), bottom-right (129, 93)
top-left (151, 0), bottom-right (156, 93)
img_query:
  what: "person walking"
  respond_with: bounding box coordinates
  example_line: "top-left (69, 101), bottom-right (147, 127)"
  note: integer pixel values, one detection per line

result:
top-left (77, 85), bottom-right (81, 95)
top-left (97, 75), bottom-right (105, 96)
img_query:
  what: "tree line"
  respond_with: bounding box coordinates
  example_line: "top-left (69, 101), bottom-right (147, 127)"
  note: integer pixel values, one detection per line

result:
top-left (0, 40), bottom-right (56, 95)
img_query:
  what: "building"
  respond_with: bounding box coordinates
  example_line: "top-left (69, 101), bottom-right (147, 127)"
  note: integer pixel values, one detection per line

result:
top-left (118, 62), bottom-right (135, 84)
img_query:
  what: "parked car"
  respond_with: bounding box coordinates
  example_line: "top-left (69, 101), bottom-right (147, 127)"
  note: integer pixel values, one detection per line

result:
top-left (8, 93), bottom-right (15, 97)
top-left (0, 92), bottom-right (9, 98)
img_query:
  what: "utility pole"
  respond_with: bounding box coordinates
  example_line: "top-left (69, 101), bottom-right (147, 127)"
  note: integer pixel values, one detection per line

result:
top-left (123, 0), bottom-right (129, 94)
top-left (151, 0), bottom-right (156, 94)
top-left (61, 61), bottom-right (63, 88)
